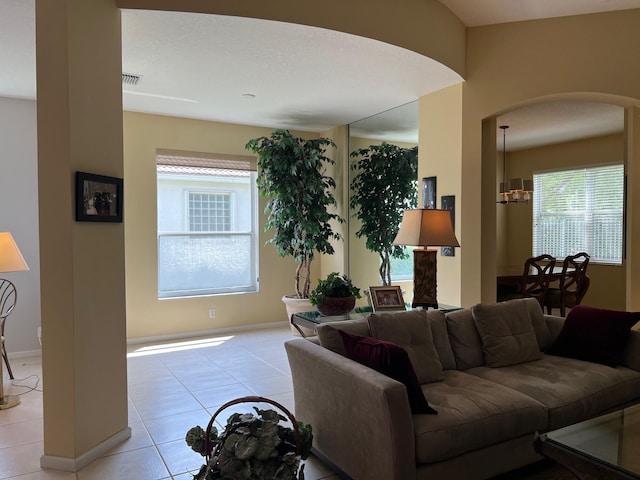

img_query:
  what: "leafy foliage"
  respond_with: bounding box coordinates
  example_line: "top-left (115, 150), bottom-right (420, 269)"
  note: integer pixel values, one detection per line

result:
top-left (350, 143), bottom-right (418, 285)
top-left (186, 407), bottom-right (313, 480)
top-left (246, 129), bottom-right (344, 298)
top-left (308, 272), bottom-right (361, 307)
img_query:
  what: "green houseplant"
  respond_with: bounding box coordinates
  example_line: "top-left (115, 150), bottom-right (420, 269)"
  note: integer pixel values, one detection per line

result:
top-left (350, 142), bottom-right (418, 285)
top-left (186, 398), bottom-right (313, 480)
top-left (246, 129), bottom-right (344, 299)
top-left (308, 272), bottom-right (361, 316)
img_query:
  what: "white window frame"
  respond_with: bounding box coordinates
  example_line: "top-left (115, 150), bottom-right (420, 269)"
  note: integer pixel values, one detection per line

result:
top-left (156, 150), bottom-right (259, 298)
top-left (532, 163), bottom-right (624, 265)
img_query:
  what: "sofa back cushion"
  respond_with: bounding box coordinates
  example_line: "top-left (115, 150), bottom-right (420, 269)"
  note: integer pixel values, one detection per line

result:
top-left (445, 309), bottom-right (485, 370)
top-left (524, 298), bottom-right (554, 350)
top-left (339, 330), bottom-right (438, 414)
top-left (317, 318), bottom-right (371, 355)
top-left (369, 310), bottom-right (444, 383)
top-left (472, 299), bottom-right (541, 367)
top-left (425, 310), bottom-right (457, 370)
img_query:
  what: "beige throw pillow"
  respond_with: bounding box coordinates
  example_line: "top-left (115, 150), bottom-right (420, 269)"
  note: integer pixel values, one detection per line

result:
top-left (368, 310), bottom-right (444, 383)
top-left (471, 301), bottom-right (541, 367)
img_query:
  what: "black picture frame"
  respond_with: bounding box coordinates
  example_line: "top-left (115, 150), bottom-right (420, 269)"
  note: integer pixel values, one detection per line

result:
top-left (441, 195), bottom-right (455, 257)
top-left (422, 176), bottom-right (437, 209)
top-left (75, 171), bottom-right (123, 222)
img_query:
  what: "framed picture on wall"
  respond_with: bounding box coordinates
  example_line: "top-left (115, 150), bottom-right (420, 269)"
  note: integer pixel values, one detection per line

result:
top-left (422, 176), bottom-right (436, 209)
top-left (75, 171), bottom-right (123, 223)
top-left (441, 195), bottom-right (455, 257)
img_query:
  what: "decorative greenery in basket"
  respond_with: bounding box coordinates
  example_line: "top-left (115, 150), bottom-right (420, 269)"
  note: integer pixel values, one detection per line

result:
top-left (186, 396), bottom-right (313, 480)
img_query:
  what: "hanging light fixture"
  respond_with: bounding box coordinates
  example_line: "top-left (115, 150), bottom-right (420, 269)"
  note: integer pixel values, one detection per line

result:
top-left (497, 125), bottom-right (533, 204)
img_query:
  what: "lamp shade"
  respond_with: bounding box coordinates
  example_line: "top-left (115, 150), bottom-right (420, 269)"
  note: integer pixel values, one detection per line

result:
top-left (0, 232), bottom-right (29, 273)
top-left (392, 209), bottom-right (460, 248)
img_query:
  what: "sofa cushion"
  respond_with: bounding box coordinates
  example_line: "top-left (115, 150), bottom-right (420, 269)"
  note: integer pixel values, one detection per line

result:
top-left (472, 300), bottom-right (541, 367)
top-left (338, 330), bottom-right (437, 414)
top-left (414, 370), bottom-right (547, 463)
top-left (467, 355), bottom-right (640, 430)
top-left (546, 305), bottom-right (640, 367)
top-left (317, 318), bottom-right (371, 355)
top-left (368, 310), bottom-right (444, 383)
top-left (524, 298), bottom-right (553, 350)
top-left (425, 310), bottom-right (457, 370)
top-left (445, 308), bottom-right (485, 370)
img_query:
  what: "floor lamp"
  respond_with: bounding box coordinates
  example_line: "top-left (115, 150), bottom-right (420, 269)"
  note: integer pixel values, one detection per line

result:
top-left (393, 209), bottom-right (459, 309)
top-left (0, 232), bottom-right (29, 410)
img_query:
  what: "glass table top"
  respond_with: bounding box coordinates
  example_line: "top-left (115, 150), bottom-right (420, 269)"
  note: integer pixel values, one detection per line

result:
top-left (544, 404), bottom-right (640, 477)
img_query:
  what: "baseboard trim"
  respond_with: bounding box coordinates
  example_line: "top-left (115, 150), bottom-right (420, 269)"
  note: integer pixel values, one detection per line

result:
top-left (40, 426), bottom-right (132, 472)
top-left (126, 321), bottom-right (289, 345)
top-left (9, 322), bottom-right (290, 358)
top-left (6, 348), bottom-right (42, 360)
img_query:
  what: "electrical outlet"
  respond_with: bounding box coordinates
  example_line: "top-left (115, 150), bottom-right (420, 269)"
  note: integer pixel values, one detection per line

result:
top-left (208, 308), bottom-right (216, 319)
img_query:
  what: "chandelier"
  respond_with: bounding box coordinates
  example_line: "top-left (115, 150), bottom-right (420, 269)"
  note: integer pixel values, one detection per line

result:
top-left (497, 125), bottom-right (533, 204)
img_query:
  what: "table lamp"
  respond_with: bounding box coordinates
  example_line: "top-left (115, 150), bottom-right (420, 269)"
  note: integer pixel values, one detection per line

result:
top-left (393, 209), bottom-right (459, 309)
top-left (0, 232), bottom-right (29, 410)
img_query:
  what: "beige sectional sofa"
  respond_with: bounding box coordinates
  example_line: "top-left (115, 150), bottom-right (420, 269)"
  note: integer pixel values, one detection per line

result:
top-left (284, 298), bottom-right (640, 480)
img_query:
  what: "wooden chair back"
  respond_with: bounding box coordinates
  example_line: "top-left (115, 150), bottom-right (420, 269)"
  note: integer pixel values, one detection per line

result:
top-left (521, 254), bottom-right (556, 307)
top-left (559, 252), bottom-right (590, 311)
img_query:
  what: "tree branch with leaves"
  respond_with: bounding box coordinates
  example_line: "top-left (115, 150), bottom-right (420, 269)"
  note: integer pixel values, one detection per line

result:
top-left (350, 142), bottom-right (418, 285)
top-left (246, 129), bottom-right (343, 298)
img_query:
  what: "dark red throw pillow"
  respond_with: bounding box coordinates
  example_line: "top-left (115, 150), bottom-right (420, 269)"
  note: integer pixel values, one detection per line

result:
top-left (339, 330), bottom-right (437, 414)
top-left (546, 305), bottom-right (640, 367)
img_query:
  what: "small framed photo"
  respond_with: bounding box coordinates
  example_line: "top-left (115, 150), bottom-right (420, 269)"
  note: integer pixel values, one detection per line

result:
top-left (422, 176), bottom-right (436, 209)
top-left (369, 286), bottom-right (406, 312)
top-left (75, 171), bottom-right (123, 222)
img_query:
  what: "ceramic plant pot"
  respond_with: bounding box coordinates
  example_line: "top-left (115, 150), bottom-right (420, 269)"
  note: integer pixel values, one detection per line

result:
top-left (316, 296), bottom-right (356, 316)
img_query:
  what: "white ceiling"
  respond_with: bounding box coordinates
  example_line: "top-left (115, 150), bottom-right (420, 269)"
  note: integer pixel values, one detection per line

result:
top-left (0, 0), bottom-right (637, 149)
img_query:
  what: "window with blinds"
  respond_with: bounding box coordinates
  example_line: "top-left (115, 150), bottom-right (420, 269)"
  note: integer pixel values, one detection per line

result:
top-left (156, 150), bottom-right (259, 298)
top-left (532, 164), bottom-right (624, 264)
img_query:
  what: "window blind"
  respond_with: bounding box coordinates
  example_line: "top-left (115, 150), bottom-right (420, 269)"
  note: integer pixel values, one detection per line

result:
top-left (532, 164), bottom-right (624, 264)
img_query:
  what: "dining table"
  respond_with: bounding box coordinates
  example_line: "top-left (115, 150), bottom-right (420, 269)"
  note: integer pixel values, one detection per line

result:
top-left (496, 264), bottom-right (573, 298)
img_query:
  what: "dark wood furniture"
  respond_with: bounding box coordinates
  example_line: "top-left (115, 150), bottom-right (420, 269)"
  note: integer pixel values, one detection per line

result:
top-left (496, 256), bottom-right (557, 305)
top-left (544, 252), bottom-right (591, 317)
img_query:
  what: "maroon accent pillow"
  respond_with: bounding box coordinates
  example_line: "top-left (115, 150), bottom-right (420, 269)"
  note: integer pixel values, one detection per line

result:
top-left (547, 305), bottom-right (640, 367)
top-left (339, 330), bottom-right (437, 414)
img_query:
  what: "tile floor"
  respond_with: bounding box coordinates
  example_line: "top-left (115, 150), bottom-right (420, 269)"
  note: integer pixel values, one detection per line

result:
top-left (0, 325), bottom-right (340, 479)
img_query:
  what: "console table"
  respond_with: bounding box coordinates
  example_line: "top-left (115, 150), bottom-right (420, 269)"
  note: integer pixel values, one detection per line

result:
top-left (291, 305), bottom-right (461, 338)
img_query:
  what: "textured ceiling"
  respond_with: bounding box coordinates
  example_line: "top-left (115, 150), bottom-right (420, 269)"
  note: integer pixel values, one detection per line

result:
top-left (0, 0), bottom-right (636, 148)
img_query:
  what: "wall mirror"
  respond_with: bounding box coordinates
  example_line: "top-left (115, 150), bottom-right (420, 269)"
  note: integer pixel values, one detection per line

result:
top-left (348, 101), bottom-right (418, 300)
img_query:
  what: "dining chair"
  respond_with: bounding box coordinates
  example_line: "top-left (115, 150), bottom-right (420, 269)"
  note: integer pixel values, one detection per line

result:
top-left (0, 279), bottom-right (17, 379)
top-left (521, 254), bottom-right (556, 308)
top-left (545, 252), bottom-right (590, 317)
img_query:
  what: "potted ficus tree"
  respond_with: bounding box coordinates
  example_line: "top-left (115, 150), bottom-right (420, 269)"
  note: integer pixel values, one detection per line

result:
top-left (246, 129), bottom-right (344, 320)
top-left (350, 142), bottom-right (418, 286)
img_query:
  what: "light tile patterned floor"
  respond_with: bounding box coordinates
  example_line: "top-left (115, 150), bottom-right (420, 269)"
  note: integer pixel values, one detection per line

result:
top-left (0, 326), bottom-right (340, 480)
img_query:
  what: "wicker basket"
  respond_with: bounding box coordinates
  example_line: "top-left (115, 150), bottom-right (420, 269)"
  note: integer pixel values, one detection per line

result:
top-left (201, 395), bottom-right (306, 480)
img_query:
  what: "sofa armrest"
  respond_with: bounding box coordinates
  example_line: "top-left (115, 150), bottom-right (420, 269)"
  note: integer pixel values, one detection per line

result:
top-left (285, 338), bottom-right (416, 480)
top-left (623, 329), bottom-right (640, 372)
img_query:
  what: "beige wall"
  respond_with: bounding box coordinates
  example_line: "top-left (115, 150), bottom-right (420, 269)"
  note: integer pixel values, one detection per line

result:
top-left (458, 10), bottom-right (640, 306)
top-left (501, 133), bottom-right (625, 310)
top-left (37, 0), bottom-right (129, 466)
top-left (124, 112), bottom-right (326, 340)
top-left (419, 84), bottom-right (463, 307)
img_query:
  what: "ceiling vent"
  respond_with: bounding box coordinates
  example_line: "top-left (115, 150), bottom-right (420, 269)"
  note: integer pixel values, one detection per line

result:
top-left (122, 73), bottom-right (142, 86)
